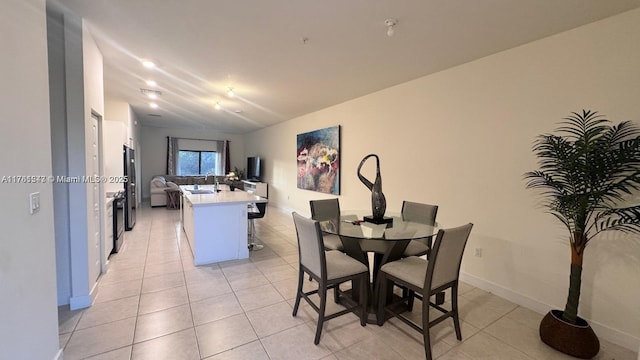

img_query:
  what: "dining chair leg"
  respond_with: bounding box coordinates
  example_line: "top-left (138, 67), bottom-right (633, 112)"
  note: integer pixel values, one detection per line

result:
top-left (315, 281), bottom-right (328, 345)
top-left (407, 288), bottom-right (415, 311)
top-left (422, 294), bottom-right (433, 360)
top-left (452, 284), bottom-right (462, 340)
top-left (292, 269), bottom-right (304, 316)
top-left (333, 283), bottom-right (340, 303)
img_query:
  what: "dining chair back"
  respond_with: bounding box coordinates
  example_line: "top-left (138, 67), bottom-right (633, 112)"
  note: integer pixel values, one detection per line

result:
top-left (401, 201), bottom-right (438, 257)
top-left (294, 211), bottom-right (324, 276)
top-left (309, 199), bottom-right (344, 251)
top-left (309, 198), bottom-right (340, 221)
top-left (428, 223), bottom-right (470, 290)
top-left (292, 212), bottom-right (369, 345)
top-left (377, 223), bottom-right (473, 360)
top-left (402, 201), bottom-right (438, 224)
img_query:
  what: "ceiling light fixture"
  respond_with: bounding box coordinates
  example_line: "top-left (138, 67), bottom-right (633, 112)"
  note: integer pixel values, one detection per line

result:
top-left (142, 60), bottom-right (156, 69)
top-left (149, 103), bottom-right (158, 109)
top-left (215, 102), bottom-right (221, 110)
top-left (140, 88), bottom-right (162, 97)
top-left (227, 87), bottom-right (235, 98)
top-left (146, 80), bottom-right (157, 87)
top-left (385, 18), bottom-right (398, 37)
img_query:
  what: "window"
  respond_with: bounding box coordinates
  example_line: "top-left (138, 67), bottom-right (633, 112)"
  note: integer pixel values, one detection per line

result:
top-left (178, 150), bottom-right (217, 175)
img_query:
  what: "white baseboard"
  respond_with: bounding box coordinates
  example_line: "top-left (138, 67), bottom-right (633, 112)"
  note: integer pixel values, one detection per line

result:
top-left (53, 348), bottom-right (63, 360)
top-left (272, 203), bottom-right (305, 217)
top-left (460, 271), bottom-right (640, 352)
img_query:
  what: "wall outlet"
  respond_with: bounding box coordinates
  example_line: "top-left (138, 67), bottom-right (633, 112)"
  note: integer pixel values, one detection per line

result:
top-left (474, 247), bottom-right (482, 258)
top-left (29, 192), bottom-right (40, 214)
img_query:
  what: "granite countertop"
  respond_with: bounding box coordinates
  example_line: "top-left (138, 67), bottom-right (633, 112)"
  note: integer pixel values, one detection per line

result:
top-left (180, 185), bottom-right (266, 206)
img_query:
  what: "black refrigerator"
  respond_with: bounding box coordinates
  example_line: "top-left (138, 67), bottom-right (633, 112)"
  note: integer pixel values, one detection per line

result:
top-left (124, 145), bottom-right (136, 230)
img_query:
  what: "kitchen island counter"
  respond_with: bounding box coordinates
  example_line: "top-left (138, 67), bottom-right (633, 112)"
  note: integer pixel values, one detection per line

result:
top-left (180, 185), bottom-right (267, 265)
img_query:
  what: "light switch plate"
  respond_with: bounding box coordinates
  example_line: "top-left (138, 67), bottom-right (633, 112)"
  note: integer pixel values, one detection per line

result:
top-left (29, 192), bottom-right (40, 214)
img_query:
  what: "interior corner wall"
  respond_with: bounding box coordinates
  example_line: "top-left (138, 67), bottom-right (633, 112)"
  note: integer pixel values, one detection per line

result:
top-left (47, 0), bottom-right (71, 306)
top-left (82, 19), bottom-right (104, 296)
top-left (0, 1), bottom-right (60, 359)
top-left (139, 126), bottom-right (246, 200)
top-left (245, 8), bottom-right (640, 350)
top-left (47, 0), bottom-right (95, 310)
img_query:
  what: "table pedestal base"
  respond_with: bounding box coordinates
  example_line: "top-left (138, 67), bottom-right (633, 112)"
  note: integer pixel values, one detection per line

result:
top-left (336, 285), bottom-right (446, 325)
top-left (336, 286), bottom-right (410, 325)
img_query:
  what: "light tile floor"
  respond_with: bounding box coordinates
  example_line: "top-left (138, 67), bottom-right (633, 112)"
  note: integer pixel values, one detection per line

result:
top-left (58, 204), bottom-right (638, 360)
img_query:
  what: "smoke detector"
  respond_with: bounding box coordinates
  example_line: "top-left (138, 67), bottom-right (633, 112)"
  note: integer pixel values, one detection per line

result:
top-left (385, 18), bottom-right (398, 37)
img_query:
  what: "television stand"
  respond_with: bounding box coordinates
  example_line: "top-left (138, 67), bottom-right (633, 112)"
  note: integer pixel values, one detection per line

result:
top-left (242, 180), bottom-right (268, 198)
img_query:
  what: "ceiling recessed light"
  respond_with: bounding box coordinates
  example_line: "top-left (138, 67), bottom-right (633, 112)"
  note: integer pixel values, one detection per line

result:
top-left (140, 88), bottom-right (162, 97)
top-left (385, 18), bottom-right (398, 37)
top-left (149, 103), bottom-right (158, 109)
top-left (142, 60), bottom-right (155, 69)
top-left (227, 87), bottom-right (235, 97)
top-left (146, 80), bottom-right (157, 87)
top-left (215, 102), bottom-right (221, 110)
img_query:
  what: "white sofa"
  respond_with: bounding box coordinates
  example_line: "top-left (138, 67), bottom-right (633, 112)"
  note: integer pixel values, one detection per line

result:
top-left (151, 175), bottom-right (219, 206)
top-left (150, 176), bottom-right (180, 207)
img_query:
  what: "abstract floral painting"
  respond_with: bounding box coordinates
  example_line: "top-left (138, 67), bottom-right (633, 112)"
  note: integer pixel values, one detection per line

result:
top-left (297, 126), bottom-right (340, 194)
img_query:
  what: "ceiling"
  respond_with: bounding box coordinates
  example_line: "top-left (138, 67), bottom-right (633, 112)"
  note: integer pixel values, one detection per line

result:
top-left (58, 0), bottom-right (640, 134)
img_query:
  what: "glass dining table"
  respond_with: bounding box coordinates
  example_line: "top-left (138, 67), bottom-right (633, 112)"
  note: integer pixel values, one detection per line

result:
top-left (319, 211), bottom-right (439, 324)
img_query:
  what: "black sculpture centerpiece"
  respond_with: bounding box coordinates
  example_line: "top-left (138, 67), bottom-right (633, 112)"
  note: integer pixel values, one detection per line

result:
top-left (357, 154), bottom-right (393, 226)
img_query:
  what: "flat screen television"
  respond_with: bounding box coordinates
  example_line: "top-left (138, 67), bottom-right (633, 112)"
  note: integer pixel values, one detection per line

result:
top-left (247, 156), bottom-right (261, 181)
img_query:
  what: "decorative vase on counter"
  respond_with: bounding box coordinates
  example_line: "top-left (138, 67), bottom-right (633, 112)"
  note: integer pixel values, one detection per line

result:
top-left (357, 154), bottom-right (391, 225)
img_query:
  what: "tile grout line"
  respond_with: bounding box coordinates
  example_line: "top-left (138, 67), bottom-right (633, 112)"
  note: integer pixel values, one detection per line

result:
top-left (129, 209), bottom-right (155, 353)
top-left (170, 209), bottom-right (206, 360)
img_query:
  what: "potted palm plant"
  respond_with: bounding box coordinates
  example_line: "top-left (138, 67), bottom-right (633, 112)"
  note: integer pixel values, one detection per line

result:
top-left (524, 110), bottom-right (640, 359)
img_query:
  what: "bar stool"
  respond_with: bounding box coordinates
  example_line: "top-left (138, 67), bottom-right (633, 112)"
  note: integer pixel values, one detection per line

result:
top-left (248, 202), bottom-right (266, 250)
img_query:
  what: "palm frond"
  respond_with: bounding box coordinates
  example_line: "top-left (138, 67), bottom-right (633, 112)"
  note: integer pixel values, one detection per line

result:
top-left (525, 110), bottom-right (640, 240)
top-left (591, 205), bottom-right (640, 236)
top-left (556, 110), bottom-right (609, 141)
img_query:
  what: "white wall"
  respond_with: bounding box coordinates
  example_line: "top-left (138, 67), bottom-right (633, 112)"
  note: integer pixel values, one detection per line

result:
top-left (47, 0), bottom-right (72, 306)
top-left (82, 22), bottom-right (104, 295)
top-left (102, 120), bottom-right (126, 193)
top-left (105, 100), bottom-right (139, 148)
top-left (104, 101), bottom-right (130, 194)
top-left (104, 100), bottom-right (141, 198)
top-left (47, 1), bottom-right (105, 309)
top-left (139, 126), bottom-right (246, 200)
top-left (0, 1), bottom-right (60, 359)
top-left (47, 0), bottom-right (92, 311)
top-left (246, 9), bottom-right (640, 350)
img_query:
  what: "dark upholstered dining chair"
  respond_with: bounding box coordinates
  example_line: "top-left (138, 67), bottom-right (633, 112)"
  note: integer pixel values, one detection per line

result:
top-left (291, 212), bottom-right (369, 345)
top-left (309, 198), bottom-right (344, 252)
top-left (377, 223), bottom-right (473, 360)
top-left (401, 201), bottom-right (439, 258)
